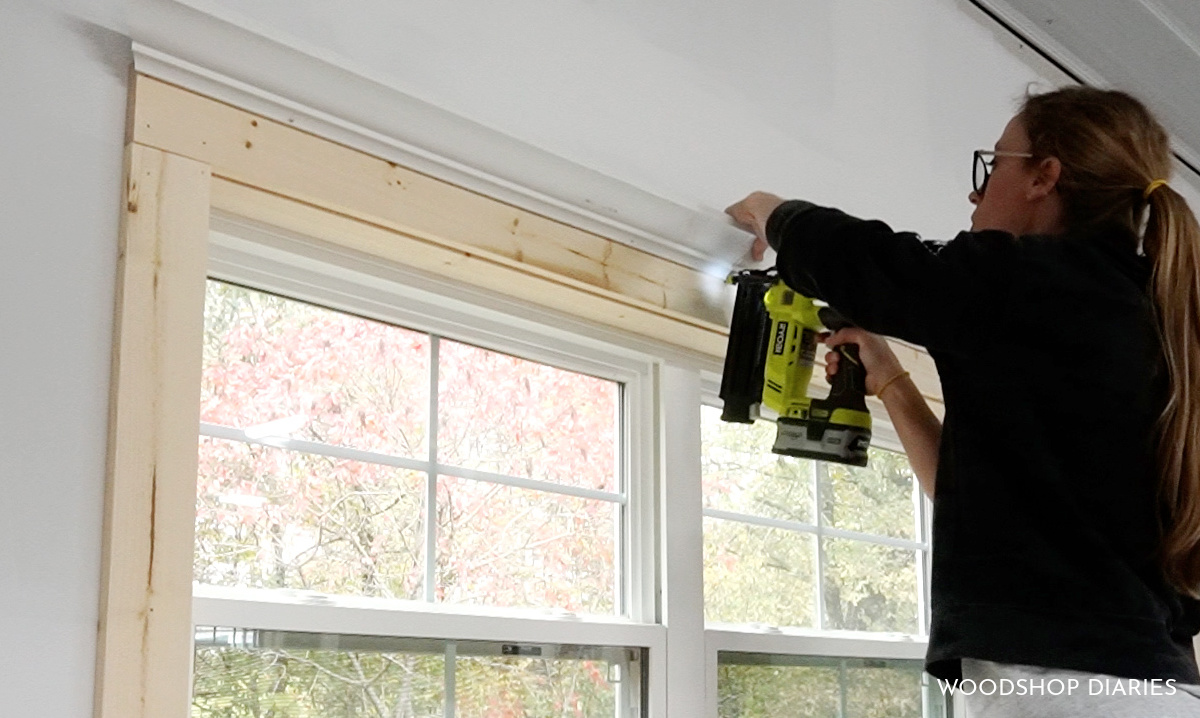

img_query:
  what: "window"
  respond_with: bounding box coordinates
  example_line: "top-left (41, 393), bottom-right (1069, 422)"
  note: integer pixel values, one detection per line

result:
top-left (193, 270), bottom-right (655, 715)
top-left (193, 627), bottom-right (642, 717)
top-left (192, 272), bottom-right (940, 716)
top-left (198, 280), bottom-right (622, 613)
top-left (700, 401), bottom-right (942, 716)
top-left (717, 652), bottom-right (947, 718)
top-left (700, 404), bottom-right (930, 633)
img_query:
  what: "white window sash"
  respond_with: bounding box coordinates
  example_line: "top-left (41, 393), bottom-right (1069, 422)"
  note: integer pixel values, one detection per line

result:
top-left (193, 585), bottom-right (666, 652)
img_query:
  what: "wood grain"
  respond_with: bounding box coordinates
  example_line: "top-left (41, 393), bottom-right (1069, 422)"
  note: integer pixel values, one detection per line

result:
top-left (131, 75), bottom-right (944, 404)
top-left (131, 75), bottom-right (727, 327)
top-left (94, 144), bottom-right (210, 718)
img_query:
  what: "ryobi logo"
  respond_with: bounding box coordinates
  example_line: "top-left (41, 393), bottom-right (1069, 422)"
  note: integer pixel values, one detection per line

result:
top-left (773, 322), bottom-right (789, 355)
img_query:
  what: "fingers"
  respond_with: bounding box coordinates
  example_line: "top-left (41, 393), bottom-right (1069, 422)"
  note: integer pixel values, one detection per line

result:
top-left (724, 198), bottom-right (757, 234)
top-left (751, 236), bottom-right (768, 262)
top-left (726, 192), bottom-right (785, 257)
top-left (824, 349), bottom-right (840, 382)
top-left (823, 327), bottom-right (905, 389)
top-left (723, 198), bottom-right (751, 227)
top-left (725, 192), bottom-right (778, 226)
top-left (823, 327), bottom-right (867, 348)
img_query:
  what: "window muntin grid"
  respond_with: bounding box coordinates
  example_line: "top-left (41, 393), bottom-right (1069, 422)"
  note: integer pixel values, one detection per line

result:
top-left (700, 404), bottom-right (931, 634)
top-left (197, 280), bottom-right (626, 616)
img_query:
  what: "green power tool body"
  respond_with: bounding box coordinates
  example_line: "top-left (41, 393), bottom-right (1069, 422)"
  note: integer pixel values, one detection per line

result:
top-left (719, 269), bottom-right (872, 467)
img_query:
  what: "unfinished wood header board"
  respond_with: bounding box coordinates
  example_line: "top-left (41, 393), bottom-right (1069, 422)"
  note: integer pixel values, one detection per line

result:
top-left (126, 74), bottom-right (944, 406)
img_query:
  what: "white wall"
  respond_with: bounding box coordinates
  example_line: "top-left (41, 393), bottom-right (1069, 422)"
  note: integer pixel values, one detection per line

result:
top-left (0, 0), bottom-right (129, 713)
top-left (2, 0), bottom-right (1194, 715)
top-left (186, 0), bottom-right (1072, 241)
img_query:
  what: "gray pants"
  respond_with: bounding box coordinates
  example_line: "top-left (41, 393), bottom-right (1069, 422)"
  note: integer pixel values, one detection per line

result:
top-left (956, 658), bottom-right (1200, 717)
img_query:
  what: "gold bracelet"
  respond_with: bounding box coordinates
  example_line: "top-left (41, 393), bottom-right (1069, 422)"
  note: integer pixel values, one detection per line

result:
top-left (875, 370), bottom-right (910, 399)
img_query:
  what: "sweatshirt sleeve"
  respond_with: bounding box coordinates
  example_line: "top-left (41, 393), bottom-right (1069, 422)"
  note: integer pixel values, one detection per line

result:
top-left (765, 199), bottom-right (1013, 351)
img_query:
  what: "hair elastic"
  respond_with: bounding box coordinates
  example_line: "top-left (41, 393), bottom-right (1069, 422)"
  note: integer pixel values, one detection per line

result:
top-left (1144, 179), bottom-right (1169, 199)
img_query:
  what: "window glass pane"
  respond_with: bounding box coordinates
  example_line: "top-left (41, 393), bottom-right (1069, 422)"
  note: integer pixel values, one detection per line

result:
top-left (701, 405), bottom-right (813, 524)
top-left (457, 654), bottom-right (617, 717)
top-left (202, 280), bottom-right (430, 459)
top-left (844, 663), bottom-right (926, 717)
top-left (717, 654), bottom-right (944, 718)
top-left (819, 448), bottom-right (916, 540)
top-left (718, 661), bottom-right (840, 717)
top-left (704, 517), bottom-right (815, 627)
top-left (196, 437), bottom-right (425, 599)
top-left (193, 629), bottom-right (636, 718)
top-left (436, 476), bottom-right (616, 614)
top-left (437, 339), bottom-right (619, 492)
top-left (822, 538), bottom-right (919, 633)
top-left (192, 628), bottom-right (445, 717)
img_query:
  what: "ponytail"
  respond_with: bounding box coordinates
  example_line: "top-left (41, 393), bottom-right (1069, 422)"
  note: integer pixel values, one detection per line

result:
top-left (1145, 185), bottom-right (1200, 598)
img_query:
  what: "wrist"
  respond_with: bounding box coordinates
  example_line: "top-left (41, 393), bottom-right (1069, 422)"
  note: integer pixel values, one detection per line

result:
top-left (764, 198), bottom-right (819, 252)
top-left (874, 370), bottom-right (911, 400)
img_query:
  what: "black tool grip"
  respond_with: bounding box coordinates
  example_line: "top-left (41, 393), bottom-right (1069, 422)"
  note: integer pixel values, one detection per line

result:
top-left (817, 307), bottom-right (869, 412)
top-left (829, 344), bottom-right (869, 411)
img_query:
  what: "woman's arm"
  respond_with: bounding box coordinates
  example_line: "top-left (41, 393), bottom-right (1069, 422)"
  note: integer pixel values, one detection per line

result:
top-left (824, 329), bottom-right (941, 498)
top-left (726, 192), bottom-right (1011, 352)
top-left (876, 375), bottom-right (941, 499)
top-left (727, 192), bottom-right (950, 494)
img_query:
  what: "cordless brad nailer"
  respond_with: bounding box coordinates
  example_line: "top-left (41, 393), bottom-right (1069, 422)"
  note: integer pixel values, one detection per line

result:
top-left (719, 269), bottom-right (872, 467)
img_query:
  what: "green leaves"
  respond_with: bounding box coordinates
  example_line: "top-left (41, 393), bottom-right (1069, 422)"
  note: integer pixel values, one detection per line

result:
top-left (700, 406), bottom-right (922, 633)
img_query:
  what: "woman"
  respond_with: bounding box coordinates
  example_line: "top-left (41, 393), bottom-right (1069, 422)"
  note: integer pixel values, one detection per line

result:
top-left (726, 87), bottom-right (1200, 716)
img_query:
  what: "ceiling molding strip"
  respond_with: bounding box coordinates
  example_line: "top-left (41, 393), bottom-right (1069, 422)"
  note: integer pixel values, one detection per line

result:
top-left (128, 0), bottom-right (750, 277)
top-left (969, 0), bottom-right (1200, 180)
top-left (967, 0), bottom-right (1104, 85)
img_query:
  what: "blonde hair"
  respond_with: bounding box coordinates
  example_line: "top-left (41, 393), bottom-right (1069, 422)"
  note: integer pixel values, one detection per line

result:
top-left (1021, 87), bottom-right (1200, 598)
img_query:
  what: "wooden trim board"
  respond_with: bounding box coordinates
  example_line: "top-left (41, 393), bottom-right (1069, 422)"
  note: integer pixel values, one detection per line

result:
top-left (130, 75), bottom-right (729, 328)
top-left (210, 177), bottom-right (730, 358)
top-left (129, 74), bottom-right (944, 405)
top-left (94, 145), bottom-right (211, 718)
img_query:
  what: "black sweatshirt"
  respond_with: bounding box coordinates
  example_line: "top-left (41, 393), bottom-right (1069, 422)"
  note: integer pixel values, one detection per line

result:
top-left (765, 199), bottom-right (1200, 682)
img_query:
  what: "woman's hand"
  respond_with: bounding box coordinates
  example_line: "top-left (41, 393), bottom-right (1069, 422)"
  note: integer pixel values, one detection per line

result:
top-left (826, 327), bottom-right (940, 498)
top-left (725, 191), bottom-right (785, 262)
top-left (823, 327), bottom-right (905, 396)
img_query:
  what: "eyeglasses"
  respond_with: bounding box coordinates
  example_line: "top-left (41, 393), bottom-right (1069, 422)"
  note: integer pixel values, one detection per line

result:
top-left (973, 150), bottom-right (1034, 195)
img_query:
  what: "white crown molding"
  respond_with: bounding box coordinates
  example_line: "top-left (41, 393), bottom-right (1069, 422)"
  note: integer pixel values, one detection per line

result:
top-left (127, 0), bottom-right (755, 277)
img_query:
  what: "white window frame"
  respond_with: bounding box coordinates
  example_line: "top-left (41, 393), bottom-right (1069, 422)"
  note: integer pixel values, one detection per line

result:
top-left (195, 215), bottom-right (670, 715)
